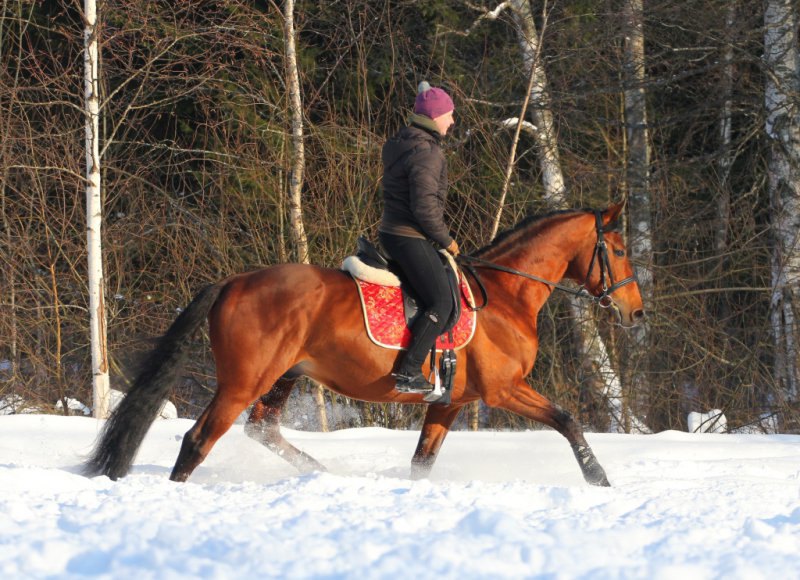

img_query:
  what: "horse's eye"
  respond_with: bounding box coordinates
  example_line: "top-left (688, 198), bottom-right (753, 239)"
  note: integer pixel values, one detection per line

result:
top-left (613, 249), bottom-right (625, 257)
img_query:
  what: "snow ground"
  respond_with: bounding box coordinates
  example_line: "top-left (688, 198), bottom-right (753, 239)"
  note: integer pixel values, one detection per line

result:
top-left (1, 415), bottom-right (799, 579)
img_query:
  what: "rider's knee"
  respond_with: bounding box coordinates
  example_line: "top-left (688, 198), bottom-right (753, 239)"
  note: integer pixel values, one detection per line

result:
top-left (427, 301), bottom-right (453, 325)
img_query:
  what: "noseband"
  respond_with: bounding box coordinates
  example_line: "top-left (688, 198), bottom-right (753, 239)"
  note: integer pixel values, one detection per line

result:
top-left (458, 211), bottom-right (637, 310)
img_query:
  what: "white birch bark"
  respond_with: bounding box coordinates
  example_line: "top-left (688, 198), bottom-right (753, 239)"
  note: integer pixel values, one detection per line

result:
top-left (509, 0), bottom-right (567, 206)
top-left (620, 0), bottom-right (653, 429)
top-left (0, 4), bottom-right (16, 382)
top-left (508, 0), bottom-right (649, 432)
top-left (1, 177), bottom-right (16, 382)
top-left (85, 0), bottom-right (110, 419)
top-left (765, 0), bottom-right (800, 402)
top-left (716, 2), bottom-right (736, 256)
top-left (569, 301), bottom-right (650, 433)
top-left (623, 0), bottom-right (653, 298)
top-left (284, 0), bottom-right (327, 430)
top-left (284, 0), bottom-right (310, 266)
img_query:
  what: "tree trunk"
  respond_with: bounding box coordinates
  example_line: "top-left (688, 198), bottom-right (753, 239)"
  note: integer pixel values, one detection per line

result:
top-left (716, 2), bottom-right (736, 256)
top-left (569, 300), bottom-right (650, 432)
top-left (473, 7), bottom-right (541, 431)
top-left (621, 0), bottom-right (653, 427)
top-left (1, 172), bottom-right (17, 384)
top-left (85, 0), bottom-right (110, 419)
top-left (705, 1), bottom-right (738, 415)
top-left (0, 20), bottom-right (17, 383)
top-left (509, 0), bottom-right (567, 204)
top-left (623, 0), bottom-right (653, 296)
top-left (765, 0), bottom-right (800, 406)
top-left (502, 0), bottom-right (649, 433)
top-left (489, 46), bottom-right (537, 241)
top-left (284, 0), bottom-right (310, 266)
top-left (284, 0), bottom-right (327, 431)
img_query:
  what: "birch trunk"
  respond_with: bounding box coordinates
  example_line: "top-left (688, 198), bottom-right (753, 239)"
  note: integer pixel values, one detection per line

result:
top-left (0, 18), bottom-right (17, 383)
top-left (621, 0), bottom-right (653, 425)
top-left (569, 300), bottom-right (650, 433)
top-left (471, 6), bottom-right (542, 430)
top-left (284, 0), bottom-right (327, 430)
top-left (85, 0), bottom-right (110, 419)
top-left (449, 0), bottom-right (649, 431)
top-left (1, 172), bottom-right (16, 383)
top-left (285, 0), bottom-right (309, 266)
top-left (623, 0), bottom-right (652, 297)
top-left (716, 2), bottom-right (736, 256)
top-left (504, 0), bottom-right (649, 432)
top-left (765, 0), bottom-right (800, 403)
top-left (509, 0), bottom-right (566, 204)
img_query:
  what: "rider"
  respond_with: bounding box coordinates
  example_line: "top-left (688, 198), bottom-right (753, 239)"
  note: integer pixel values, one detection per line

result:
top-left (379, 81), bottom-right (460, 394)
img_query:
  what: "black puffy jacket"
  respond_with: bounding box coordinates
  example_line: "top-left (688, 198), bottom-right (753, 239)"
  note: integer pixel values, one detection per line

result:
top-left (379, 124), bottom-right (453, 248)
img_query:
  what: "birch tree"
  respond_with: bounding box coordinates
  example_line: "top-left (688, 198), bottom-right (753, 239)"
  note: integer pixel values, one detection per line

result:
top-left (465, 0), bottom-right (649, 432)
top-left (623, 0), bottom-right (652, 298)
top-left (508, 0), bottom-right (566, 205)
top-left (0, 3), bottom-right (17, 386)
top-left (765, 0), bottom-right (800, 404)
top-left (516, 0), bottom-right (648, 431)
top-left (285, 0), bottom-right (310, 266)
top-left (84, 0), bottom-right (109, 419)
top-left (716, 2), bottom-right (737, 256)
top-left (619, 0), bottom-right (653, 430)
top-left (283, 0), bottom-right (328, 430)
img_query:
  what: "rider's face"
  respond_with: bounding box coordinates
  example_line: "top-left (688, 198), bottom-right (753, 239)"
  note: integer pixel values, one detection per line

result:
top-left (434, 111), bottom-right (455, 136)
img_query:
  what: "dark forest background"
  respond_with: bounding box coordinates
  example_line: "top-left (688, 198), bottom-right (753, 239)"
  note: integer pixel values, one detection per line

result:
top-left (0, 0), bottom-right (792, 433)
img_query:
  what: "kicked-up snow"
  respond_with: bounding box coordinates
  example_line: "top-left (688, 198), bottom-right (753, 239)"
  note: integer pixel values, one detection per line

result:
top-left (1, 415), bottom-right (799, 578)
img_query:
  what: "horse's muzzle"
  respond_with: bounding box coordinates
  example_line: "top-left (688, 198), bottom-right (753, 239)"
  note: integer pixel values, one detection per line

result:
top-left (609, 304), bottom-right (645, 328)
top-left (621, 307), bottom-right (645, 328)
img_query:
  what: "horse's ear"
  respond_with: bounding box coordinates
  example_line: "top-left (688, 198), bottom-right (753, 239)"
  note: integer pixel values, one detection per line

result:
top-left (602, 201), bottom-right (625, 229)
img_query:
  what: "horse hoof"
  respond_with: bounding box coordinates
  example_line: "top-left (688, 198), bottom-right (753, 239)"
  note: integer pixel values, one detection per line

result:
top-left (409, 459), bottom-right (434, 480)
top-left (572, 444), bottom-right (610, 487)
top-left (588, 473), bottom-right (611, 487)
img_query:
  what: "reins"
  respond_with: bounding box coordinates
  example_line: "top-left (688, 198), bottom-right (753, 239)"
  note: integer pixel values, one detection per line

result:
top-left (457, 211), bottom-right (637, 311)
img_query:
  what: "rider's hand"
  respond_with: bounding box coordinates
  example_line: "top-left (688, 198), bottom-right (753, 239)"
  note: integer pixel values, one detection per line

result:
top-left (446, 240), bottom-right (460, 256)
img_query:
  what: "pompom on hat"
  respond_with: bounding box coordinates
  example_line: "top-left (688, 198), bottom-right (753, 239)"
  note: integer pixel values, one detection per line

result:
top-left (414, 81), bottom-right (454, 119)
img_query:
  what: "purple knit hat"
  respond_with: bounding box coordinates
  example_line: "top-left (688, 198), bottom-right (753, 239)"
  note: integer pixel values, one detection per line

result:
top-left (414, 81), bottom-right (454, 119)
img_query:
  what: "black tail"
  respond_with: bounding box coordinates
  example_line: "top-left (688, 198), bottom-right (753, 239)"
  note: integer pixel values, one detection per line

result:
top-left (84, 282), bottom-right (225, 480)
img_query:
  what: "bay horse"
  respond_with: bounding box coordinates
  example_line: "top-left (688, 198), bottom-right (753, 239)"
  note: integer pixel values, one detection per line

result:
top-left (84, 203), bottom-right (644, 486)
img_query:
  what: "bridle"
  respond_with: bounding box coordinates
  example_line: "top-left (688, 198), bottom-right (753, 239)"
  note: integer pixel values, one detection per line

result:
top-left (457, 211), bottom-right (638, 311)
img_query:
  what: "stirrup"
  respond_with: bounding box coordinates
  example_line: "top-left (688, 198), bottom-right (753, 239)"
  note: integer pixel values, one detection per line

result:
top-left (392, 371), bottom-right (434, 394)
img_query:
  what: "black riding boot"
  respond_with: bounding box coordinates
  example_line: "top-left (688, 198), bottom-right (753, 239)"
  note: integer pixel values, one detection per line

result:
top-left (393, 311), bottom-right (443, 393)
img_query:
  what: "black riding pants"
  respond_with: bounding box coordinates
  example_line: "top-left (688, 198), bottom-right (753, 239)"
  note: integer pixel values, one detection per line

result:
top-left (379, 232), bottom-right (454, 371)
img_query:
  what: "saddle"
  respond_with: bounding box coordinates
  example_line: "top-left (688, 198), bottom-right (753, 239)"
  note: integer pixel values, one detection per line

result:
top-left (342, 237), bottom-right (477, 404)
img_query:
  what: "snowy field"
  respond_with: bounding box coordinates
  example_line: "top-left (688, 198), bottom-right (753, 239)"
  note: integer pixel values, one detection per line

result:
top-left (1, 414), bottom-right (800, 579)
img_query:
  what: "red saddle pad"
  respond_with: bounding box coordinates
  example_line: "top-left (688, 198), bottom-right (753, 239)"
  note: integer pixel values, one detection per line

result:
top-left (352, 275), bottom-right (477, 351)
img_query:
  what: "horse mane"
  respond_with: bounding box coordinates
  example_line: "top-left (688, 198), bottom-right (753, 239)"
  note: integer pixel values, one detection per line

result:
top-left (474, 207), bottom-right (599, 257)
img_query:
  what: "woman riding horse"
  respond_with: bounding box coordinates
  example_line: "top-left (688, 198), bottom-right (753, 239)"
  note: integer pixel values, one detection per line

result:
top-left (380, 81), bottom-right (460, 394)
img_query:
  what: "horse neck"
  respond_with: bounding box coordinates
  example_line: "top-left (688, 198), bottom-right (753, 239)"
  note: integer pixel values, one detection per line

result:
top-left (481, 213), bottom-right (587, 285)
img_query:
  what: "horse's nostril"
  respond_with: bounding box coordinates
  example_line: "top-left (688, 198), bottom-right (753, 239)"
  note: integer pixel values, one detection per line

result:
top-left (633, 309), bottom-right (645, 320)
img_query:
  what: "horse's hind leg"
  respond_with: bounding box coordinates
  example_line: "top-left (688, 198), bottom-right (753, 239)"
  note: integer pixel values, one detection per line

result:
top-left (244, 376), bottom-right (326, 473)
top-left (410, 404), bottom-right (464, 479)
top-left (170, 391), bottom-right (252, 482)
top-left (487, 383), bottom-right (610, 487)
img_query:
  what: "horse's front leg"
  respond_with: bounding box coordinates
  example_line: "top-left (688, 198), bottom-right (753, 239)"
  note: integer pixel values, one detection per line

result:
top-left (410, 403), bottom-right (464, 479)
top-left (484, 381), bottom-right (610, 487)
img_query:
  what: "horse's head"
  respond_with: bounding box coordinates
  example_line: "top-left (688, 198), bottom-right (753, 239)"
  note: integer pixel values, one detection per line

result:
top-left (568, 202), bottom-right (645, 328)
